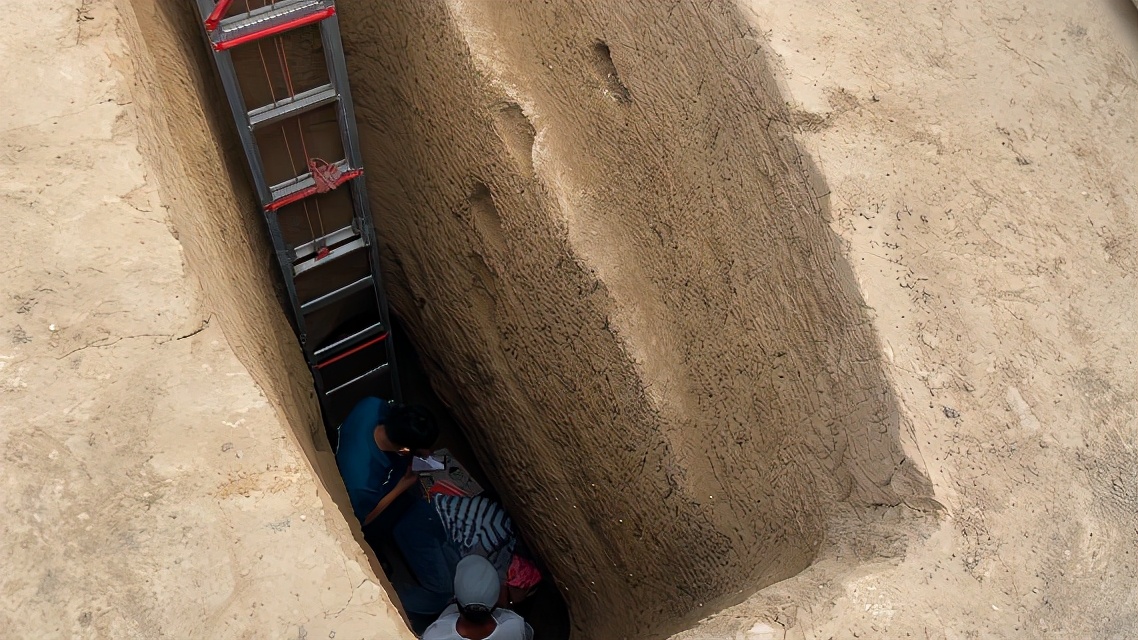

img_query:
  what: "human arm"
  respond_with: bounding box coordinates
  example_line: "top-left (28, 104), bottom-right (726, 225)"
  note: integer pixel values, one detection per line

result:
top-left (337, 396), bottom-right (390, 523)
top-left (362, 464), bottom-right (419, 526)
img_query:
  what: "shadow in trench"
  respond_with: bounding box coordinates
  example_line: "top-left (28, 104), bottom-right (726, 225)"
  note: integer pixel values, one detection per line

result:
top-left (323, 315), bottom-right (571, 639)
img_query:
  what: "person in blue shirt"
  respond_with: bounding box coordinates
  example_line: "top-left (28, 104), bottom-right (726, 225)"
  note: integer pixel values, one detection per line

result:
top-left (336, 397), bottom-right (461, 620)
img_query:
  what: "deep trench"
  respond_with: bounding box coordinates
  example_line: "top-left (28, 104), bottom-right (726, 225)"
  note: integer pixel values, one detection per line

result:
top-left (128, 2), bottom-right (574, 636)
top-left (126, 1), bottom-right (935, 639)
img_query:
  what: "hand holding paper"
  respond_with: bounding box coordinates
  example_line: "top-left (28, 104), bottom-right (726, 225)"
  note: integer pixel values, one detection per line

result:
top-left (412, 455), bottom-right (445, 472)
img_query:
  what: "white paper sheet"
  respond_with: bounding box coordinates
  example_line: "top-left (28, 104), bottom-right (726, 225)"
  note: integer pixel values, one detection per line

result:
top-left (412, 455), bottom-right (445, 472)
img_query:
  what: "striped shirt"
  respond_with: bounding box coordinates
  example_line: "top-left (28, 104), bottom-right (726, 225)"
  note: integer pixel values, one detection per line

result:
top-left (431, 494), bottom-right (516, 571)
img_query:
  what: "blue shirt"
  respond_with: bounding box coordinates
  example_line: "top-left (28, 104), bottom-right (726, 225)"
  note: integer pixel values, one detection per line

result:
top-left (335, 397), bottom-right (416, 527)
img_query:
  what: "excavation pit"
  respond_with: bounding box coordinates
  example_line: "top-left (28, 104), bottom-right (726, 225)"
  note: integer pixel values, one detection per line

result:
top-left (124, 1), bottom-right (933, 638)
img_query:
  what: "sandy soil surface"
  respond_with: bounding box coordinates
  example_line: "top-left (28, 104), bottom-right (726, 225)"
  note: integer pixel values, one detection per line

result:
top-left (0, 2), bottom-right (411, 638)
top-left (674, 1), bottom-right (1138, 638)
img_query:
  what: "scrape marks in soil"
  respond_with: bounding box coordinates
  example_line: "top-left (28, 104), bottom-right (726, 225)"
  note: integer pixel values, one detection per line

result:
top-left (493, 102), bottom-right (536, 178)
top-left (590, 41), bottom-right (631, 104)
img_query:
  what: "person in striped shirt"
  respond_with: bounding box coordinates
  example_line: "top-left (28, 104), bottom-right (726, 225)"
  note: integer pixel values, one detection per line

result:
top-left (428, 490), bottom-right (543, 607)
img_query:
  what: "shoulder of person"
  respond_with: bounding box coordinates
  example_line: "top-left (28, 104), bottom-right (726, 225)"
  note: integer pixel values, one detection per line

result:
top-left (492, 608), bottom-right (530, 627)
top-left (344, 397), bottom-right (386, 431)
top-left (420, 606), bottom-right (460, 639)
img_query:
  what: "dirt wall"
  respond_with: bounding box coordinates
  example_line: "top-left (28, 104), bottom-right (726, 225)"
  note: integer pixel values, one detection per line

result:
top-left (334, 1), bottom-right (932, 637)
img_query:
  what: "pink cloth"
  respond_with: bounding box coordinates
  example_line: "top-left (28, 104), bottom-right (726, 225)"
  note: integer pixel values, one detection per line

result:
top-left (506, 554), bottom-right (542, 590)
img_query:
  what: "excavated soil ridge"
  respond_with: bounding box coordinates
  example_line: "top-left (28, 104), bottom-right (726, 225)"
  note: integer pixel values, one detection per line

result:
top-left (125, 1), bottom-right (933, 638)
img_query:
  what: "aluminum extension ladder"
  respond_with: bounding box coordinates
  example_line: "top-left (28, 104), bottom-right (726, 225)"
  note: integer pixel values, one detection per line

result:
top-left (192, 0), bottom-right (401, 427)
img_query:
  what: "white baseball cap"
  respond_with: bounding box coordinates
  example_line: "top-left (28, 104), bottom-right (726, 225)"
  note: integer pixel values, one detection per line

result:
top-left (454, 555), bottom-right (499, 609)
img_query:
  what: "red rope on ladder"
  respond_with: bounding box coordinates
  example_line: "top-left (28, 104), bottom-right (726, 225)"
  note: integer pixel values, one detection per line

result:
top-left (308, 158), bottom-right (343, 192)
top-left (264, 169), bottom-right (363, 212)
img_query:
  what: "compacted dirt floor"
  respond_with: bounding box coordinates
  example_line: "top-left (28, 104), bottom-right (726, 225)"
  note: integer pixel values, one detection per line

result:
top-left (2, 1), bottom-right (1136, 639)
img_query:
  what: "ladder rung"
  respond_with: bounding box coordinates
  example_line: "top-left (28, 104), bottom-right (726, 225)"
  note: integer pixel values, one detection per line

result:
top-left (300, 275), bottom-right (374, 315)
top-left (211, 0), bottom-right (336, 52)
top-left (325, 363), bottom-right (390, 395)
top-left (293, 237), bottom-right (365, 276)
top-left (266, 160), bottom-right (360, 211)
top-left (316, 332), bottom-right (388, 369)
top-left (293, 225), bottom-right (356, 262)
top-left (248, 84), bottom-right (338, 129)
top-left (314, 322), bottom-right (387, 362)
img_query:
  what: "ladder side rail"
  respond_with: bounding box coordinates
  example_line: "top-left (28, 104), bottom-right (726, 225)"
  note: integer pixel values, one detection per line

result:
top-left (357, 183), bottom-right (402, 403)
top-left (319, 16), bottom-right (365, 169)
top-left (375, 262), bottom-right (402, 402)
top-left (321, 15), bottom-right (402, 402)
top-left (263, 210), bottom-right (315, 359)
top-left (207, 52), bottom-right (314, 349)
top-left (313, 369), bottom-right (334, 431)
top-left (193, 0), bottom-right (218, 26)
top-left (210, 52), bottom-right (274, 205)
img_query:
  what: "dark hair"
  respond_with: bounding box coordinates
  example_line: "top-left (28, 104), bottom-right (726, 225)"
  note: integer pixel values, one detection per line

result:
top-left (458, 604), bottom-right (494, 624)
top-left (383, 404), bottom-right (438, 450)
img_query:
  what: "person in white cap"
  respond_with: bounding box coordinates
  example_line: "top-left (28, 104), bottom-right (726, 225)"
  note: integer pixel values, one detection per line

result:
top-left (422, 555), bottom-right (534, 640)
